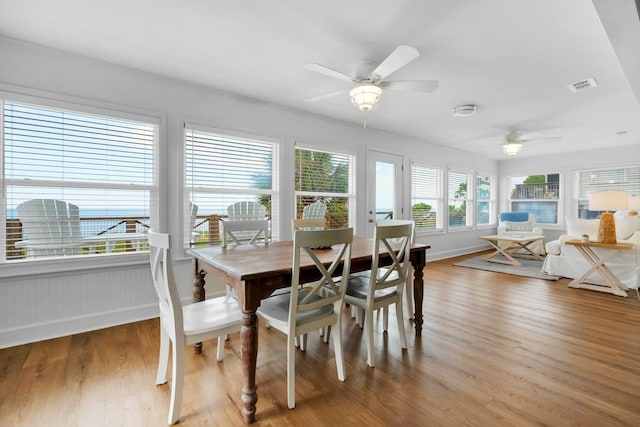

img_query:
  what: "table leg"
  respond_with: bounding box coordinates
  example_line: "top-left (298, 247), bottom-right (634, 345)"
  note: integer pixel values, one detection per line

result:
top-left (411, 250), bottom-right (426, 337)
top-left (192, 269), bottom-right (206, 354)
top-left (240, 310), bottom-right (259, 423)
top-left (569, 246), bottom-right (628, 297)
top-left (483, 240), bottom-right (522, 266)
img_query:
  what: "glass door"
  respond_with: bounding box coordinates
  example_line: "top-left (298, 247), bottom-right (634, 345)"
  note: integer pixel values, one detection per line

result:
top-left (366, 150), bottom-right (404, 237)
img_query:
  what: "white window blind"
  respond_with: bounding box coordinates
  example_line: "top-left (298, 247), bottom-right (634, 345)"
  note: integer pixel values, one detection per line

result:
top-left (411, 163), bottom-right (443, 232)
top-left (294, 147), bottom-right (355, 229)
top-left (508, 173), bottom-right (560, 224)
top-left (476, 173), bottom-right (496, 226)
top-left (3, 99), bottom-right (157, 262)
top-left (185, 126), bottom-right (278, 247)
top-left (448, 169), bottom-right (471, 229)
top-left (575, 166), bottom-right (640, 218)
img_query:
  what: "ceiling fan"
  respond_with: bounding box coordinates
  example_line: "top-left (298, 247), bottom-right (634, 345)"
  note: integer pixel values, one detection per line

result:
top-left (501, 131), bottom-right (562, 156)
top-left (304, 45), bottom-right (439, 111)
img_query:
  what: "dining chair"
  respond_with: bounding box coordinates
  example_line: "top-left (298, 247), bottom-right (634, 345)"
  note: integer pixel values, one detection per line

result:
top-left (256, 227), bottom-right (353, 409)
top-left (345, 222), bottom-right (412, 368)
top-left (377, 219), bottom-right (416, 321)
top-left (219, 219), bottom-right (270, 246)
top-left (148, 231), bottom-right (242, 425)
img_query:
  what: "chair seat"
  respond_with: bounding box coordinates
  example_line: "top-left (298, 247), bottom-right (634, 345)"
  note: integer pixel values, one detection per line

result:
top-left (345, 274), bottom-right (398, 301)
top-left (258, 289), bottom-right (334, 325)
top-left (183, 297), bottom-right (243, 336)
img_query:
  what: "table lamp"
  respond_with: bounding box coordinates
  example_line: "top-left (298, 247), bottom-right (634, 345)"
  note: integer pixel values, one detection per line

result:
top-left (588, 190), bottom-right (628, 244)
top-left (629, 195), bottom-right (640, 216)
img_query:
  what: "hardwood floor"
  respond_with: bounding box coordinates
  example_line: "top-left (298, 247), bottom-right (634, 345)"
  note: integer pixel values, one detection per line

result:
top-left (2, 253), bottom-right (640, 426)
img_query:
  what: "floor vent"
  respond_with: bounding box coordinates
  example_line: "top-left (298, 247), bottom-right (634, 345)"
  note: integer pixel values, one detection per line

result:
top-left (568, 77), bottom-right (598, 92)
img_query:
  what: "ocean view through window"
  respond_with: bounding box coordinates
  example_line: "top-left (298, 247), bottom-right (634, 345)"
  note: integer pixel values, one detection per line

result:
top-left (2, 97), bottom-right (158, 262)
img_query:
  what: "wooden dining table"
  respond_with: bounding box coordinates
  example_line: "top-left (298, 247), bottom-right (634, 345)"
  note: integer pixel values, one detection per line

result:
top-left (186, 236), bottom-right (430, 424)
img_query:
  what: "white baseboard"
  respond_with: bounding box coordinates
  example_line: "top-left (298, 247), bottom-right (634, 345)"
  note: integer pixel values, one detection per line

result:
top-left (0, 303), bottom-right (159, 349)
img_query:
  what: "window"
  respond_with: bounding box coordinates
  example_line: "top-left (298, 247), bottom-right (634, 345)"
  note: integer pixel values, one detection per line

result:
top-left (294, 146), bottom-right (355, 229)
top-left (476, 173), bottom-right (496, 226)
top-left (2, 98), bottom-right (158, 262)
top-left (411, 163), bottom-right (444, 232)
top-left (185, 125), bottom-right (279, 247)
top-left (508, 173), bottom-right (560, 224)
top-left (448, 169), bottom-right (473, 229)
top-left (575, 166), bottom-right (640, 218)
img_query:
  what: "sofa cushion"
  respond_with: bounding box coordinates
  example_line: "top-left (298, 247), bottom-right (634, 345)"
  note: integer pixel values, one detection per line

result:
top-left (566, 217), bottom-right (600, 238)
top-left (616, 215), bottom-right (640, 240)
top-left (503, 221), bottom-right (533, 231)
top-left (499, 212), bottom-right (529, 222)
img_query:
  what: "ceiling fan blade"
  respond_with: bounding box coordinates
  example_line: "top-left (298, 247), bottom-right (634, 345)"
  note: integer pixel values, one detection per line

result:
top-left (305, 89), bottom-right (347, 103)
top-left (381, 80), bottom-right (439, 93)
top-left (368, 45), bottom-right (419, 82)
top-left (519, 136), bottom-right (562, 143)
top-left (304, 63), bottom-right (356, 84)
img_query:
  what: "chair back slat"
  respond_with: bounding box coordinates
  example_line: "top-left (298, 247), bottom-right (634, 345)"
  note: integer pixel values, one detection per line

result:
top-left (289, 228), bottom-right (353, 322)
top-left (16, 198), bottom-right (83, 256)
top-left (148, 231), bottom-right (183, 337)
top-left (302, 201), bottom-right (327, 219)
top-left (219, 219), bottom-right (270, 247)
top-left (369, 223), bottom-right (412, 294)
top-left (227, 201), bottom-right (266, 221)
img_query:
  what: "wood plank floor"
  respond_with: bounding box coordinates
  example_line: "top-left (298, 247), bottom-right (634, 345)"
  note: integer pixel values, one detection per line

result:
top-left (2, 252), bottom-right (640, 426)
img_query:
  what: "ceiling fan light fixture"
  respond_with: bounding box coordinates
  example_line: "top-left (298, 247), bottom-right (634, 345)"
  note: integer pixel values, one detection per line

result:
top-left (349, 83), bottom-right (382, 111)
top-left (452, 104), bottom-right (477, 117)
top-left (502, 141), bottom-right (523, 156)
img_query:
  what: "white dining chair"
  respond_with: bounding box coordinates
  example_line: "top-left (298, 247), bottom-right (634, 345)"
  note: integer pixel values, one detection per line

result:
top-left (257, 227), bottom-right (353, 409)
top-left (345, 222), bottom-right (412, 368)
top-left (148, 231), bottom-right (242, 425)
top-left (219, 219), bottom-right (270, 246)
top-left (377, 219), bottom-right (416, 321)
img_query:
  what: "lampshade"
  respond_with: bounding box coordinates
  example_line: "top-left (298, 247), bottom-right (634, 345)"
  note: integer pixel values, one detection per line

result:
top-left (349, 84), bottom-right (382, 111)
top-left (502, 142), bottom-right (523, 156)
top-left (588, 190), bottom-right (628, 244)
top-left (588, 190), bottom-right (628, 211)
top-left (629, 195), bottom-right (640, 210)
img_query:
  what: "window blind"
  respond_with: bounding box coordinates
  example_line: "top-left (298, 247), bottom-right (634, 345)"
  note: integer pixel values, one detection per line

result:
top-left (476, 174), bottom-right (495, 226)
top-left (411, 163), bottom-right (443, 231)
top-left (185, 127), bottom-right (278, 247)
top-left (575, 166), bottom-right (640, 218)
top-left (294, 147), bottom-right (355, 229)
top-left (3, 100), bottom-right (157, 262)
top-left (448, 169), bottom-right (470, 228)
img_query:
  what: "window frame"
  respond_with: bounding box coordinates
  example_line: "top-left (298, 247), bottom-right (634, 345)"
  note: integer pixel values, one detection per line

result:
top-left (410, 161), bottom-right (445, 234)
top-left (293, 142), bottom-right (357, 230)
top-left (447, 167), bottom-right (474, 231)
top-left (506, 170), bottom-right (562, 227)
top-left (476, 172), bottom-right (497, 228)
top-left (573, 165), bottom-right (640, 219)
top-left (0, 93), bottom-right (160, 269)
top-left (184, 123), bottom-right (281, 247)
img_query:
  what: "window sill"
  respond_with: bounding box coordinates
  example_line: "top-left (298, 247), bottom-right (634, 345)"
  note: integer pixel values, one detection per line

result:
top-left (0, 252), bottom-right (149, 279)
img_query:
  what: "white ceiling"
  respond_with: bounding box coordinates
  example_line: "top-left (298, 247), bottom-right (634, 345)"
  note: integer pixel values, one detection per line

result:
top-left (1, 0), bottom-right (640, 159)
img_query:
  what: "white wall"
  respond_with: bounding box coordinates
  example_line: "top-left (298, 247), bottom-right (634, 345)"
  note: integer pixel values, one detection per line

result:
top-left (0, 38), bottom-right (496, 348)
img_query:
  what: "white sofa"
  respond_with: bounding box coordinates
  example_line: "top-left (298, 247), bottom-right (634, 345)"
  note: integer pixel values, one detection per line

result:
top-left (542, 212), bottom-right (640, 290)
top-left (497, 212), bottom-right (545, 255)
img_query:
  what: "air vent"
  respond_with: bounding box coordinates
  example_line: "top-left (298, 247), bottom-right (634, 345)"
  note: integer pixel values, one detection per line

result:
top-left (568, 77), bottom-right (598, 93)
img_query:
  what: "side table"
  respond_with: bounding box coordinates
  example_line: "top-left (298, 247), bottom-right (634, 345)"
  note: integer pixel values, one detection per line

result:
top-left (564, 239), bottom-right (634, 298)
